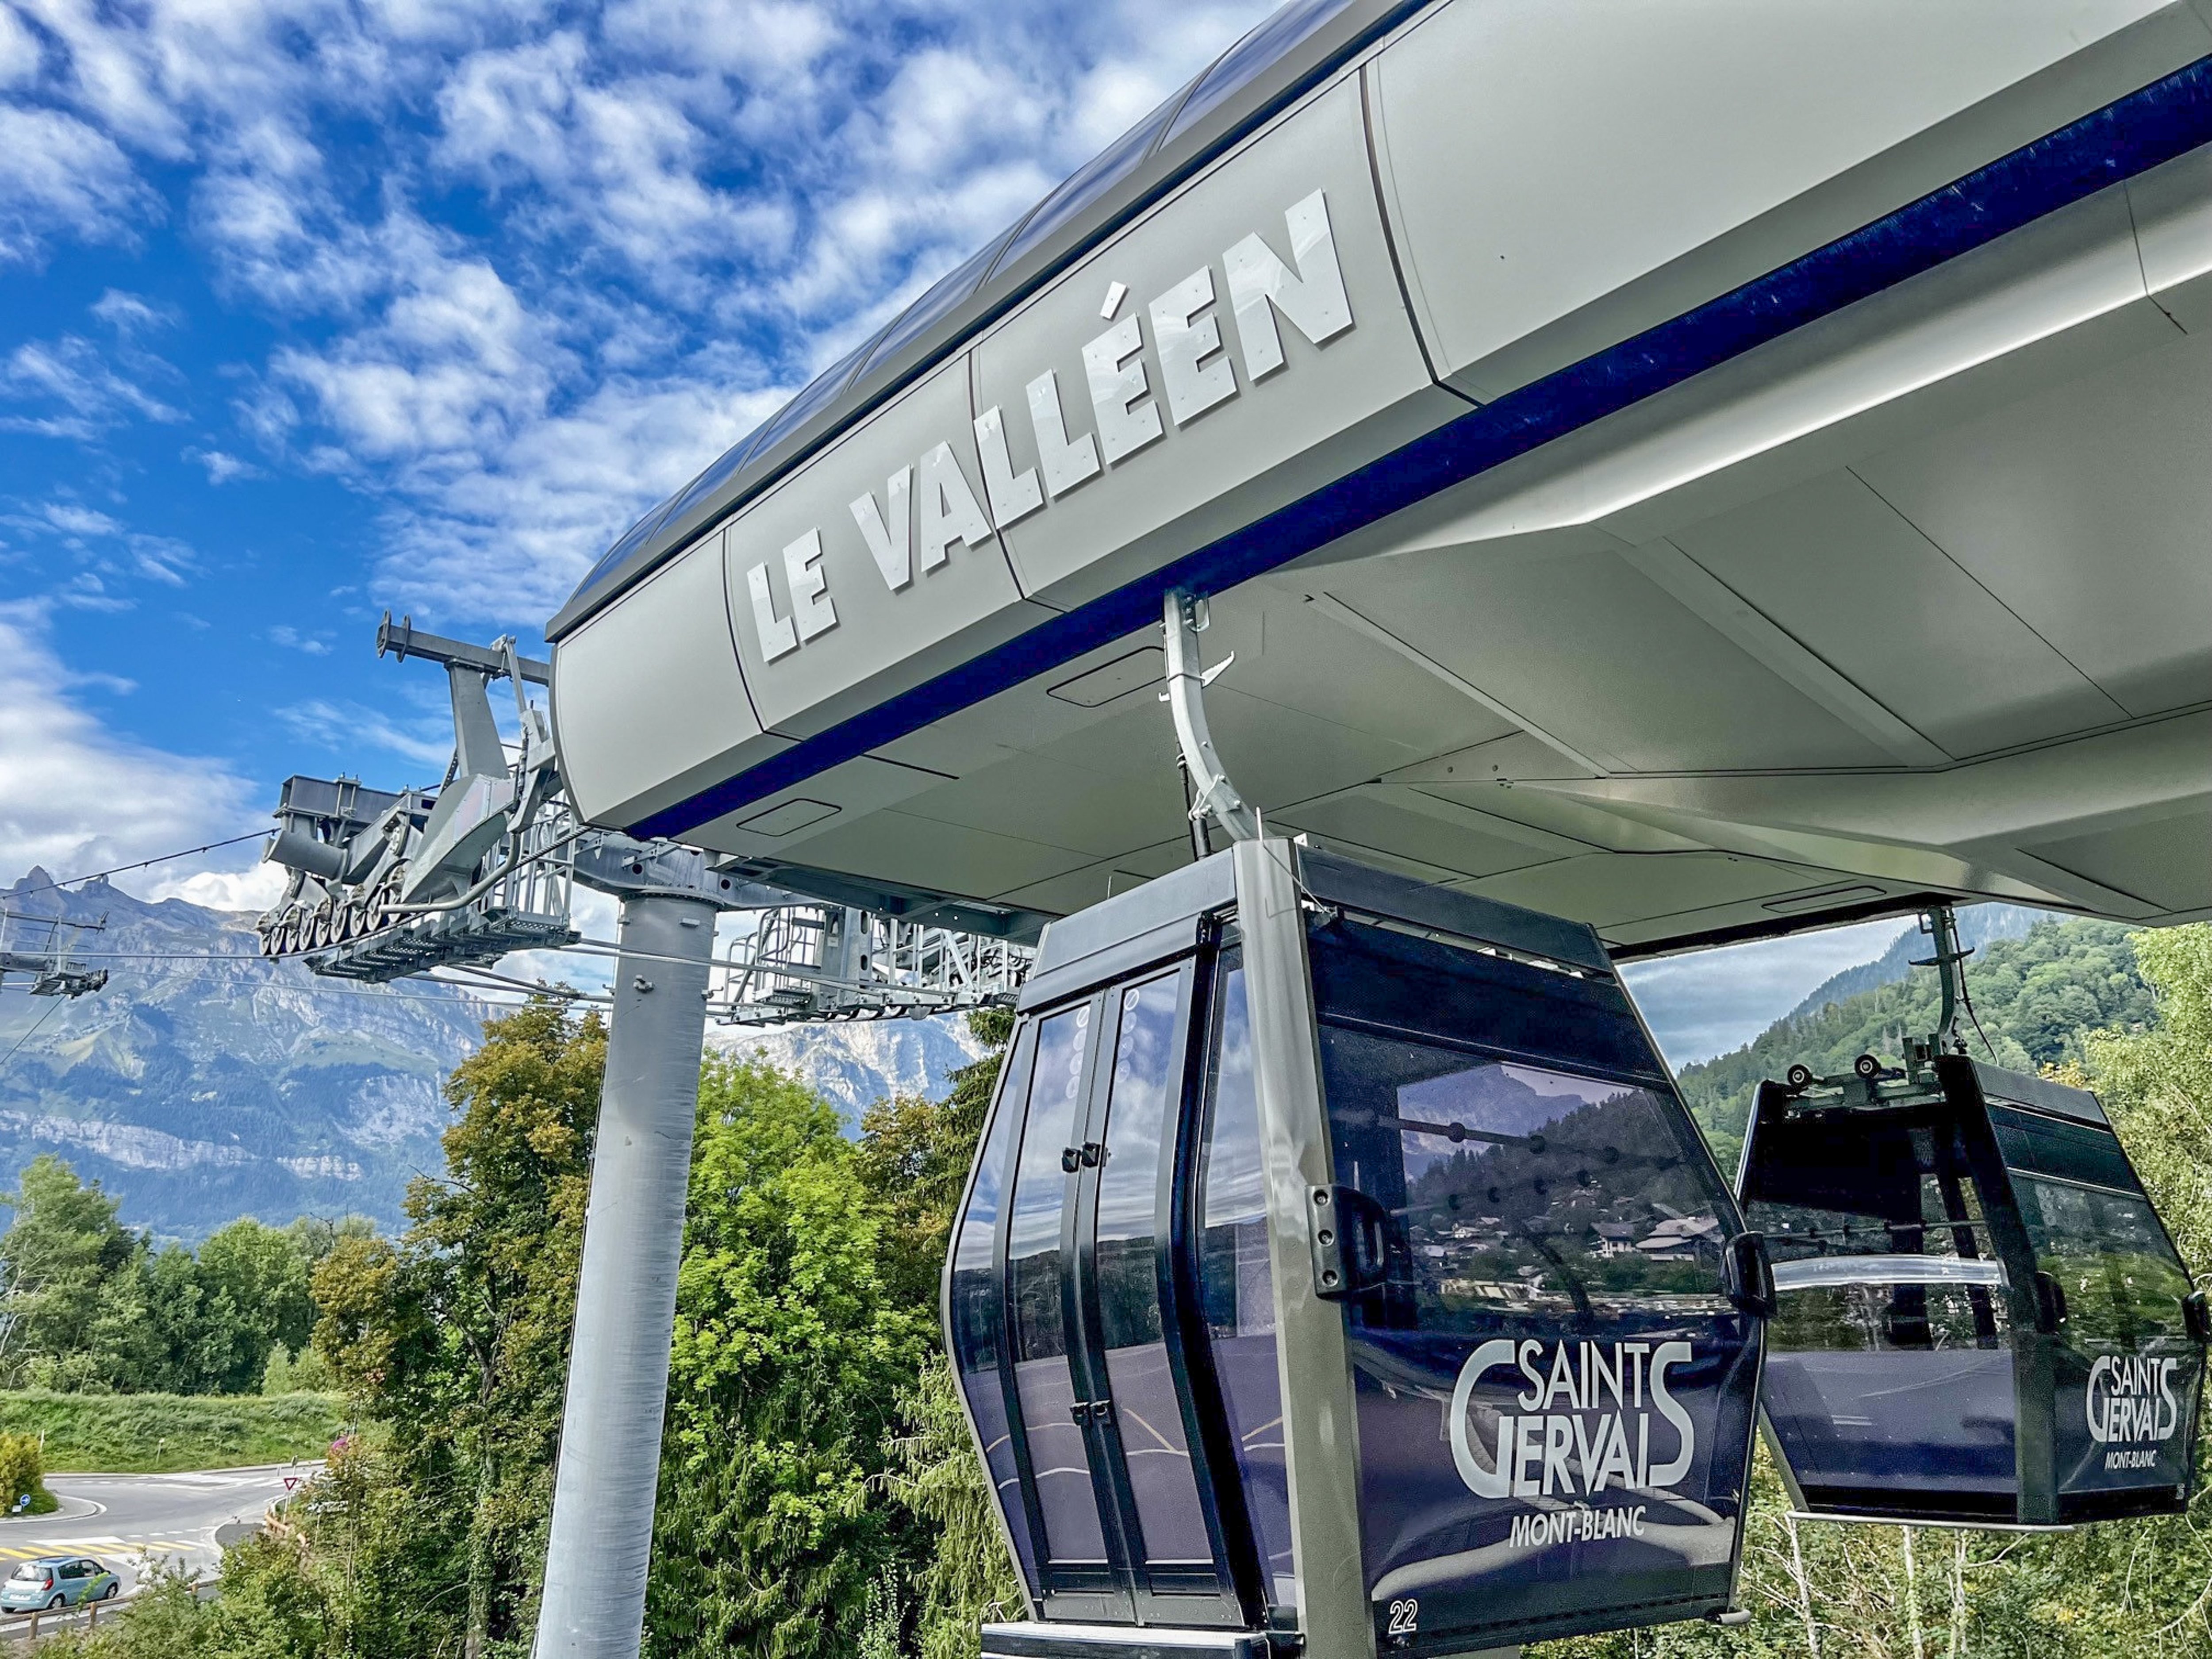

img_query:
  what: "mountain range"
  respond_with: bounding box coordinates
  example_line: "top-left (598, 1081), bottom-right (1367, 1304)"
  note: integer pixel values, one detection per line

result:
top-left (1778, 903), bottom-right (2055, 1021)
top-left (0, 868), bottom-right (2055, 1244)
top-left (0, 871), bottom-right (983, 1241)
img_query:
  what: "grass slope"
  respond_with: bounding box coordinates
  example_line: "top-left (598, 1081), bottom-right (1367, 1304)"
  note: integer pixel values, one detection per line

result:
top-left (0, 1390), bottom-right (346, 1472)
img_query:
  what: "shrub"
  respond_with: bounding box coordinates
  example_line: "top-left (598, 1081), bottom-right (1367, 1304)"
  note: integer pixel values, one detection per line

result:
top-left (0, 1430), bottom-right (57, 1516)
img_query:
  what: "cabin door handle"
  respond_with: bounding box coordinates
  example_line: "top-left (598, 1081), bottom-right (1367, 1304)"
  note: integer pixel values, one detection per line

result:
top-left (1724, 1232), bottom-right (1775, 1319)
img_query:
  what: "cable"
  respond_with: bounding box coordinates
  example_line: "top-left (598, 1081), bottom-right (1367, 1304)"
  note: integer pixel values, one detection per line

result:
top-left (7, 834), bottom-right (265, 901)
top-left (1958, 969), bottom-right (1999, 1060)
top-left (0, 1000), bottom-right (63, 1072)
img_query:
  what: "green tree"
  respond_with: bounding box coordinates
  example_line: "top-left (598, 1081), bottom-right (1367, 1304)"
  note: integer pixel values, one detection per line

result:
top-left (312, 999), bottom-right (603, 1658)
top-left (140, 1241), bottom-right (239, 1396)
top-left (0, 1156), bottom-right (158, 1393)
top-left (646, 1054), bottom-right (933, 1659)
top-left (198, 1221), bottom-right (316, 1395)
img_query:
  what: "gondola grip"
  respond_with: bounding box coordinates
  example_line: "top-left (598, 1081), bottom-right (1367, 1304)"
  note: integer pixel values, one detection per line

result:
top-left (1722, 1232), bottom-right (1775, 1318)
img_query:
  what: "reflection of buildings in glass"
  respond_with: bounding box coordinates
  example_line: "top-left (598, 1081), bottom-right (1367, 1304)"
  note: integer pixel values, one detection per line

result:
top-left (1636, 1216), bottom-right (1724, 1262)
top-left (1590, 1222), bottom-right (1638, 1259)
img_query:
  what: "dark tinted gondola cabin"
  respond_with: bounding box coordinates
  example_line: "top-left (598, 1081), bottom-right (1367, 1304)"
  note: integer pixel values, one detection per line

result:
top-left (1739, 1054), bottom-right (2208, 1528)
top-left (946, 842), bottom-right (1772, 1659)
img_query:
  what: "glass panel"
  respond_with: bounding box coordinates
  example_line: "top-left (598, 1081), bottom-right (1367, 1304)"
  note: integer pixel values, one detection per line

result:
top-left (1008, 1003), bottom-right (1107, 1564)
top-left (1198, 959), bottom-right (1295, 1610)
top-left (744, 332), bottom-right (881, 467)
top-left (570, 496), bottom-right (681, 610)
top-left (1744, 1107), bottom-right (2016, 1513)
top-left (649, 428), bottom-right (765, 545)
top-left (860, 228), bottom-right (1019, 379)
top-left (2016, 1173), bottom-right (2202, 1499)
top-left (1094, 974), bottom-right (1210, 1567)
top-left (1164, 0), bottom-right (1358, 143)
top-left (992, 84), bottom-right (1189, 275)
top-left (948, 1024), bottom-right (1037, 1586)
top-left (1311, 920), bottom-right (1755, 1644)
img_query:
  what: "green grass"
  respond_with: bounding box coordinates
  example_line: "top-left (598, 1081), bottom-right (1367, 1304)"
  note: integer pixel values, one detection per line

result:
top-left (0, 1390), bottom-right (347, 1473)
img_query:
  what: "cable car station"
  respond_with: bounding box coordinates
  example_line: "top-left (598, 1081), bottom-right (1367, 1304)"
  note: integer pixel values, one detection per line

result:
top-left (267, 1), bottom-right (2212, 1654)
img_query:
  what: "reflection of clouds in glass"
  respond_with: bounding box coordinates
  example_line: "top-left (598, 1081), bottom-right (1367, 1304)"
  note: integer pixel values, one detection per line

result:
top-left (1098, 974), bottom-right (1178, 1242)
top-left (1205, 968), bottom-right (1267, 1229)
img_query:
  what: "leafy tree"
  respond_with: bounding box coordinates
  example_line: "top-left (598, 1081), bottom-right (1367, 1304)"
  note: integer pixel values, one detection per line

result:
top-left (312, 999), bottom-right (603, 1658)
top-left (198, 1221), bottom-right (316, 1394)
top-left (646, 1054), bottom-right (933, 1659)
top-left (261, 1342), bottom-right (336, 1396)
top-left (1678, 918), bottom-right (2154, 1169)
top-left (0, 1430), bottom-right (55, 1517)
top-left (141, 1241), bottom-right (240, 1396)
top-left (0, 1156), bottom-right (159, 1393)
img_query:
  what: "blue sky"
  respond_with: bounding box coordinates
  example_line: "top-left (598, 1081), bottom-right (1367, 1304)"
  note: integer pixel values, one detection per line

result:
top-left (0, 0), bottom-right (1929, 1063)
top-left (0, 0), bottom-right (1284, 904)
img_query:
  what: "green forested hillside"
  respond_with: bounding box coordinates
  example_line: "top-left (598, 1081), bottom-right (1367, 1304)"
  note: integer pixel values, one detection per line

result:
top-left (1675, 917), bottom-right (2156, 1171)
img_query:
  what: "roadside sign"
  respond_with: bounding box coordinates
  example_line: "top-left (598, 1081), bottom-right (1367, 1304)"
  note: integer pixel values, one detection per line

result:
top-left (282, 1478), bottom-right (299, 1492)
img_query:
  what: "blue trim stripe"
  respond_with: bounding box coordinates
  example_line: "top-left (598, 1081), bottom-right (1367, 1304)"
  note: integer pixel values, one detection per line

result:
top-left (636, 54), bottom-right (2212, 844)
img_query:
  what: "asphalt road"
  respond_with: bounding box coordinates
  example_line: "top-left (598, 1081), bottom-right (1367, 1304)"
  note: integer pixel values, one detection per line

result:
top-left (0, 1464), bottom-right (315, 1627)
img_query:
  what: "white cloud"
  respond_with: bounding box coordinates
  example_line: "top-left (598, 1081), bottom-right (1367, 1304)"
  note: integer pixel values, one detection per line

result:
top-left (147, 860), bottom-right (289, 913)
top-left (0, 599), bottom-right (259, 889)
top-left (0, 103), bottom-right (153, 264)
top-left (0, 7), bottom-right (42, 88)
top-left (0, 333), bottom-right (181, 437)
top-left (89, 288), bottom-right (175, 332)
top-left (43, 502), bottom-right (120, 536)
top-left (274, 696), bottom-right (454, 771)
top-left (184, 446), bottom-right (258, 482)
top-left (267, 623), bottom-right (331, 654)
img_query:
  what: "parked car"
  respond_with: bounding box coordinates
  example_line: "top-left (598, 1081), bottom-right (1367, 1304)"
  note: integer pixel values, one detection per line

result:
top-left (0, 1555), bottom-right (119, 1613)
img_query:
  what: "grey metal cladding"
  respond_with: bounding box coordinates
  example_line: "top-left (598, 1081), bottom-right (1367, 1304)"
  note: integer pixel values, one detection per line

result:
top-left (980, 75), bottom-right (1438, 614)
top-left (1297, 844), bottom-right (1616, 973)
top-left (721, 357), bottom-right (1042, 737)
top-left (1017, 848), bottom-right (1239, 1008)
top-left (1367, 0), bottom-right (2205, 400)
top-left (545, 0), bottom-right (1431, 642)
top-left (1967, 1059), bottom-right (2110, 1127)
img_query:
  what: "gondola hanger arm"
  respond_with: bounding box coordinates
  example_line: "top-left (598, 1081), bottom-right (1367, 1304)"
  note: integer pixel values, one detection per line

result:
top-left (1161, 591), bottom-right (1260, 843)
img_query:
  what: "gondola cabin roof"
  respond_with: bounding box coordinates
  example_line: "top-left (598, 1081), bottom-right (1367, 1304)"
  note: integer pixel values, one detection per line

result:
top-left (547, 0), bottom-right (2212, 953)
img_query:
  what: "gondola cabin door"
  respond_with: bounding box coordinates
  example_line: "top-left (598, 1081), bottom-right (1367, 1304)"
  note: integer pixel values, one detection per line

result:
top-left (973, 960), bottom-right (1251, 1628)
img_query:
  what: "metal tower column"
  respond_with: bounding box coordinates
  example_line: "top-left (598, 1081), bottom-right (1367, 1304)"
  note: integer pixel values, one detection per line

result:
top-left (534, 869), bottom-right (719, 1659)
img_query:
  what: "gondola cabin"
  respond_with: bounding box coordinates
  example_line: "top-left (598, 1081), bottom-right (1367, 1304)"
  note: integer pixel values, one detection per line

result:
top-left (1739, 1052), bottom-right (2208, 1528)
top-left (947, 841), bottom-right (1772, 1658)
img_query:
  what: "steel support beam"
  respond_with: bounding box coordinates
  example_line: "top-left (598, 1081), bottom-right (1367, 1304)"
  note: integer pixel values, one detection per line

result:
top-left (534, 889), bottom-right (717, 1659)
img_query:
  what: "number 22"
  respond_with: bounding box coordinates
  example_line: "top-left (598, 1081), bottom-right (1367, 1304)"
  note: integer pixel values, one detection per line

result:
top-left (1387, 1598), bottom-right (1419, 1638)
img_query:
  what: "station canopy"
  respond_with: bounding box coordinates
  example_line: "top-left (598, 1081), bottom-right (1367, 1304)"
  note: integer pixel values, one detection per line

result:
top-left (546, 0), bottom-right (2212, 952)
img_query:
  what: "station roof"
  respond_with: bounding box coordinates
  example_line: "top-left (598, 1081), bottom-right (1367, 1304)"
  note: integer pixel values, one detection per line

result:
top-left (550, 0), bottom-right (1421, 641)
top-left (546, 0), bottom-right (2212, 954)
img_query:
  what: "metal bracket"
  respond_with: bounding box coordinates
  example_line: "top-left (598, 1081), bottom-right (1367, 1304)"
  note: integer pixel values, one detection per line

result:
top-left (1162, 591), bottom-right (1259, 844)
top-left (570, 837), bottom-right (755, 910)
top-left (1913, 903), bottom-right (1974, 1057)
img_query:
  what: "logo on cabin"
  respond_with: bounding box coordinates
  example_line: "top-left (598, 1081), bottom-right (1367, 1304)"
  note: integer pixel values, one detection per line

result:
top-left (740, 188), bottom-right (1356, 664)
top-left (2087, 1355), bottom-right (2183, 1470)
top-left (1448, 1339), bottom-right (1698, 1545)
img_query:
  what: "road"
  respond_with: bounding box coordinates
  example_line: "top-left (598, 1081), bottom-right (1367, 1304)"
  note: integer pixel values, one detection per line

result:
top-left (0, 1464), bottom-right (314, 1628)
